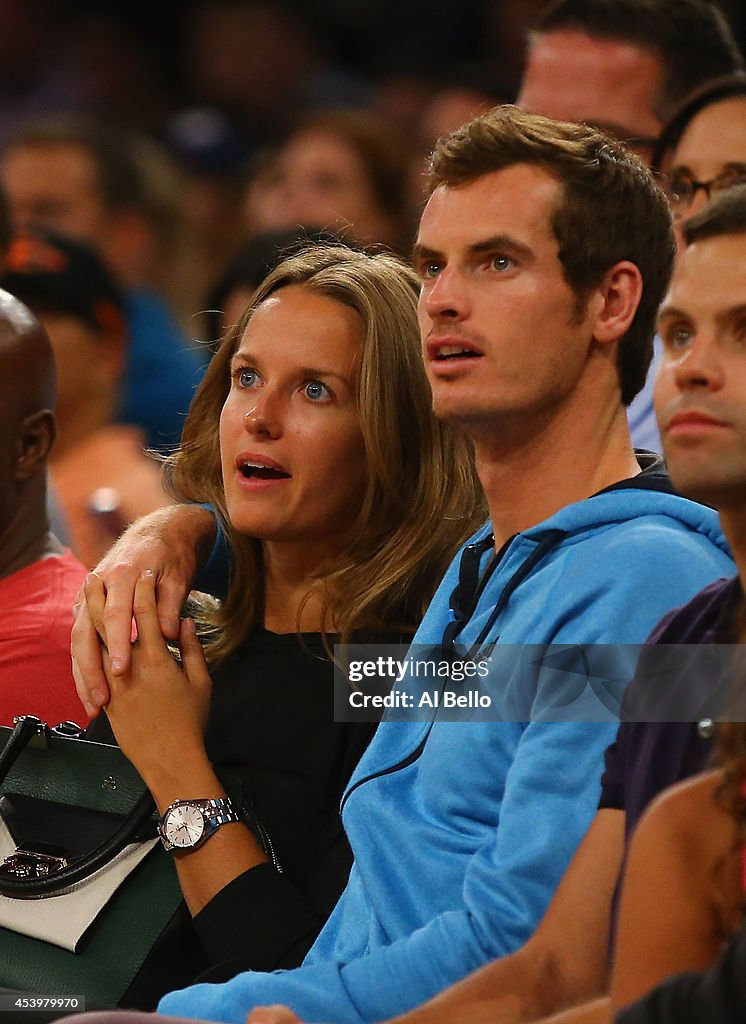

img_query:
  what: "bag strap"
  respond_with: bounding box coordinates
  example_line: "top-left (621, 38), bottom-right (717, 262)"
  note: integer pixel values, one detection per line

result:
top-left (0, 716), bottom-right (157, 898)
top-left (0, 715), bottom-right (46, 786)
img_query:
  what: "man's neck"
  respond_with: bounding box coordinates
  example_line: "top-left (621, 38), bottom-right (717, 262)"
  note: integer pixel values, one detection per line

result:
top-left (472, 404), bottom-right (640, 551)
top-left (0, 523), bottom-right (64, 582)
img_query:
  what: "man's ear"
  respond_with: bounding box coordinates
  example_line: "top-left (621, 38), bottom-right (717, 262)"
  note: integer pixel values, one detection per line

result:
top-left (591, 260), bottom-right (643, 346)
top-left (14, 410), bottom-right (56, 482)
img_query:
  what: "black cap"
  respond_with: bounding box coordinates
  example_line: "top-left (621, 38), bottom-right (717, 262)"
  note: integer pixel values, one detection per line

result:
top-left (1, 228), bottom-right (126, 337)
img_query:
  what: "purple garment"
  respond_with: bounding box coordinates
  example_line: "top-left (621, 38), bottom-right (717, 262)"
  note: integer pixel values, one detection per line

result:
top-left (599, 575), bottom-right (740, 952)
top-left (599, 574), bottom-right (740, 839)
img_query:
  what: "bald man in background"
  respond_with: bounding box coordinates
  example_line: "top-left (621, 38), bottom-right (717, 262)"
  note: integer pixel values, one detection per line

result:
top-left (0, 289), bottom-right (86, 726)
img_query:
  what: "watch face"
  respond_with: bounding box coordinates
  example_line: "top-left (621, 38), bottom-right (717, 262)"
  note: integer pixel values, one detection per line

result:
top-left (164, 804), bottom-right (206, 848)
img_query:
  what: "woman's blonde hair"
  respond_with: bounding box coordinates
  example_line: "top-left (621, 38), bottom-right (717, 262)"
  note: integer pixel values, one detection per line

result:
top-left (711, 709), bottom-right (746, 936)
top-left (166, 243), bottom-right (485, 661)
top-left (715, 719), bottom-right (746, 843)
top-left (715, 612), bottom-right (746, 835)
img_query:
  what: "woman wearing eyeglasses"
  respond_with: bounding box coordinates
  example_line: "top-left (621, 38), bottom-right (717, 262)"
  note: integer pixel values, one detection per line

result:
top-left (651, 73), bottom-right (746, 239)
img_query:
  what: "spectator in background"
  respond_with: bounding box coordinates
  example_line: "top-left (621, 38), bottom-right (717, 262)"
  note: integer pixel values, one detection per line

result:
top-left (0, 0), bottom-right (90, 149)
top-left (515, 0), bottom-right (745, 454)
top-left (161, 106), bottom-right (256, 329)
top-left (0, 115), bottom-right (205, 451)
top-left (481, 0), bottom-right (552, 100)
top-left (240, 144), bottom-right (289, 239)
top-left (240, 108), bottom-right (415, 256)
top-left (0, 287), bottom-right (86, 726)
top-left (179, 0), bottom-right (369, 149)
top-left (651, 73), bottom-right (746, 243)
top-left (1, 229), bottom-right (174, 569)
top-left (518, 0), bottom-right (743, 162)
top-left (61, 10), bottom-right (177, 135)
top-left (203, 227), bottom-right (347, 348)
top-left (407, 83), bottom-right (501, 212)
top-left (0, 157), bottom-right (70, 545)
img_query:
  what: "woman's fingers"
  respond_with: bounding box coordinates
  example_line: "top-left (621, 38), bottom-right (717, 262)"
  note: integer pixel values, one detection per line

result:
top-left (155, 572), bottom-right (190, 641)
top-left (131, 571), bottom-right (166, 649)
top-left (179, 617), bottom-right (210, 684)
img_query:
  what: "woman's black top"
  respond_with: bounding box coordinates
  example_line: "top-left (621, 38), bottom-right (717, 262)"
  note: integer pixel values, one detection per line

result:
top-left (617, 924), bottom-right (746, 1024)
top-left (195, 628), bottom-right (381, 974)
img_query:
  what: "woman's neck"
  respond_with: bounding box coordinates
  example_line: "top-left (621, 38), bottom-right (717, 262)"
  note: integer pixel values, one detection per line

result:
top-left (260, 541), bottom-right (335, 634)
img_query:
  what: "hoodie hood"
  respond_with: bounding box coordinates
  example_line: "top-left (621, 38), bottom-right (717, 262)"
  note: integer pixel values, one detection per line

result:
top-left (418, 454), bottom-right (733, 654)
top-left (522, 470), bottom-right (728, 560)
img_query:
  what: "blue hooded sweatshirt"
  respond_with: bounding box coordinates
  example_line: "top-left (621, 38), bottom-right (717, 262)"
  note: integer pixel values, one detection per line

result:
top-left (159, 465), bottom-right (733, 1024)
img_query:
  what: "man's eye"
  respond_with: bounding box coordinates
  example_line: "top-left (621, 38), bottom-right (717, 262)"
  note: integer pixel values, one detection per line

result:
top-left (422, 262), bottom-right (442, 279)
top-left (664, 325), bottom-right (694, 351)
top-left (731, 319), bottom-right (746, 344)
top-left (490, 255), bottom-right (515, 272)
top-left (304, 380), bottom-right (331, 401)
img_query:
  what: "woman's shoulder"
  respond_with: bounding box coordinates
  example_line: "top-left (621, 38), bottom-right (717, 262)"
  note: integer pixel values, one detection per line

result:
top-left (632, 769), bottom-right (738, 876)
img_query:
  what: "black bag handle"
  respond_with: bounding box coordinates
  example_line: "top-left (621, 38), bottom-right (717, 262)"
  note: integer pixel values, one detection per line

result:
top-left (0, 716), bottom-right (157, 898)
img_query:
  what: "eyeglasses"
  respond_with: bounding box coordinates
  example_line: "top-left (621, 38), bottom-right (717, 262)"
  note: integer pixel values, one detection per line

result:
top-left (665, 165), bottom-right (746, 217)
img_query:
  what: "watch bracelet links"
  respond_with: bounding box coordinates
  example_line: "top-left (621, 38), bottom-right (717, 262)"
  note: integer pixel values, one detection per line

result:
top-left (203, 796), bottom-right (240, 828)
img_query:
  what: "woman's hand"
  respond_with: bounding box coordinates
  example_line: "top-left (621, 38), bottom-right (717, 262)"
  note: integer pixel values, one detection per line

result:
top-left (100, 570), bottom-right (213, 793)
top-left (70, 504), bottom-right (217, 717)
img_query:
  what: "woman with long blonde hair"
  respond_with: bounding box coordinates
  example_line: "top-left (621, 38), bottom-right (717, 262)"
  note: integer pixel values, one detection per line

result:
top-left (83, 243), bottom-right (484, 992)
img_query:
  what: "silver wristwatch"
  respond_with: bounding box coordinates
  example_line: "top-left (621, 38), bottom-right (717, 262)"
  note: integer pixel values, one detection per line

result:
top-left (157, 797), bottom-right (239, 852)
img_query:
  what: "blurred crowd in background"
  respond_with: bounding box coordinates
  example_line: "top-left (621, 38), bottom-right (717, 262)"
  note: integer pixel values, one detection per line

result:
top-left (2, 0), bottom-right (739, 347)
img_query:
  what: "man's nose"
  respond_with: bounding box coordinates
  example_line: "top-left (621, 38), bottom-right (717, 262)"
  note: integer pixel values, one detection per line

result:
top-left (421, 267), bottom-right (470, 321)
top-left (672, 334), bottom-right (724, 392)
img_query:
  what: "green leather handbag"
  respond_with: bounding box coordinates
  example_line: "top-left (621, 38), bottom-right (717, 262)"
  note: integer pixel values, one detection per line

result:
top-left (0, 715), bottom-right (202, 1013)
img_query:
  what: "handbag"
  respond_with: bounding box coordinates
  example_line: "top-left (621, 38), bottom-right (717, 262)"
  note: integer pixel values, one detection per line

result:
top-left (0, 714), bottom-right (204, 1012)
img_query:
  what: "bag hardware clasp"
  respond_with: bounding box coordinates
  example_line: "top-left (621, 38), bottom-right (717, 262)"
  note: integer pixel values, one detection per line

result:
top-left (0, 847), bottom-right (69, 879)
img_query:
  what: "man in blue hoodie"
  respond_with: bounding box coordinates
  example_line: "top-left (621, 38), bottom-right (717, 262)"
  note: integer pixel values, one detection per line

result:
top-left (70, 109), bottom-right (733, 1024)
top-left (365, 186), bottom-right (746, 1024)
